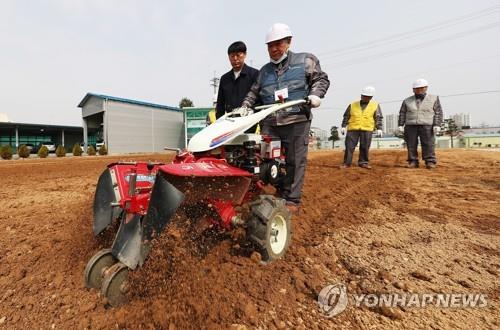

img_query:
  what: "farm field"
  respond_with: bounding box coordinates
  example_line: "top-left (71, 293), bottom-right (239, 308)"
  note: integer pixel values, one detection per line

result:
top-left (0, 149), bottom-right (498, 329)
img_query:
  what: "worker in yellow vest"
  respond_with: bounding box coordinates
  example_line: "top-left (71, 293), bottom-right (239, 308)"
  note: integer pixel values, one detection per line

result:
top-left (339, 86), bottom-right (383, 169)
top-left (206, 93), bottom-right (218, 126)
top-left (206, 108), bottom-right (216, 126)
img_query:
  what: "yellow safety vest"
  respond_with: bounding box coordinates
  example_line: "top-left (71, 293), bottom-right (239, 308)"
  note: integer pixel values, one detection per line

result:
top-left (207, 109), bottom-right (216, 125)
top-left (347, 100), bottom-right (378, 131)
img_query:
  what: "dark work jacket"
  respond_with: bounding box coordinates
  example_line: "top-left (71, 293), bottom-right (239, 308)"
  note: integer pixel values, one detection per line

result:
top-left (215, 64), bottom-right (259, 118)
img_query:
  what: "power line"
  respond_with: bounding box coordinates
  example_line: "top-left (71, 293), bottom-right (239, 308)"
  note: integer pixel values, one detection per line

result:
top-left (379, 90), bottom-right (500, 105)
top-left (318, 5), bottom-right (500, 59)
top-left (332, 52), bottom-right (500, 92)
top-left (326, 21), bottom-right (500, 68)
top-left (319, 90), bottom-right (500, 111)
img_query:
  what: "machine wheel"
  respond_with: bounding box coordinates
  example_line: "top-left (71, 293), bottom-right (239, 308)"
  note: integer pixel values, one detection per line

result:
top-left (101, 262), bottom-right (130, 307)
top-left (260, 160), bottom-right (280, 185)
top-left (84, 248), bottom-right (117, 289)
top-left (246, 195), bottom-right (292, 264)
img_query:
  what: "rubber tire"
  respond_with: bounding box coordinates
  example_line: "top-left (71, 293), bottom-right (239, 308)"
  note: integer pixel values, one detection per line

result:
top-left (260, 160), bottom-right (280, 185)
top-left (246, 195), bottom-right (292, 264)
top-left (83, 248), bottom-right (116, 289)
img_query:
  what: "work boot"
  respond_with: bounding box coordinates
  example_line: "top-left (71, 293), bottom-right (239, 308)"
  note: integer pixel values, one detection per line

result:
top-left (426, 163), bottom-right (437, 169)
top-left (339, 164), bottom-right (350, 169)
top-left (286, 201), bottom-right (300, 214)
top-left (359, 164), bottom-right (372, 169)
top-left (407, 162), bottom-right (419, 168)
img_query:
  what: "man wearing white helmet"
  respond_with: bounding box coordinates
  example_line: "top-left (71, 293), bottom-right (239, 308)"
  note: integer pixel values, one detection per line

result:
top-left (398, 79), bottom-right (443, 169)
top-left (339, 86), bottom-right (383, 169)
top-left (242, 23), bottom-right (330, 213)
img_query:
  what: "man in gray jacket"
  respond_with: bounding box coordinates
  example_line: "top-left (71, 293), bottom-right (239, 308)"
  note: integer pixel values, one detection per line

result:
top-left (398, 79), bottom-right (443, 169)
top-left (242, 23), bottom-right (330, 212)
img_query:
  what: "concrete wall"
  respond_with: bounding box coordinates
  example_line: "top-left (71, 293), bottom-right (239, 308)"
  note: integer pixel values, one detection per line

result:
top-left (460, 136), bottom-right (500, 148)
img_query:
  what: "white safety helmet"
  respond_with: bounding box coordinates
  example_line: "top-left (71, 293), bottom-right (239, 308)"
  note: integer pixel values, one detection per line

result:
top-left (412, 78), bottom-right (429, 88)
top-left (361, 86), bottom-right (376, 97)
top-left (265, 23), bottom-right (293, 44)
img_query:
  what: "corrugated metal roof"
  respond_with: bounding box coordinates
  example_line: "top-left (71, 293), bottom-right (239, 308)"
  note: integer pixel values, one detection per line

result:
top-left (77, 93), bottom-right (181, 112)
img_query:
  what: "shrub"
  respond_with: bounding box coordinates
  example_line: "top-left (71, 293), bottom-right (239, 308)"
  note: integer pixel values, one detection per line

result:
top-left (0, 145), bottom-right (13, 160)
top-left (98, 144), bottom-right (108, 156)
top-left (18, 145), bottom-right (30, 158)
top-left (37, 145), bottom-right (49, 158)
top-left (55, 145), bottom-right (66, 157)
top-left (72, 143), bottom-right (83, 156)
top-left (87, 145), bottom-right (96, 156)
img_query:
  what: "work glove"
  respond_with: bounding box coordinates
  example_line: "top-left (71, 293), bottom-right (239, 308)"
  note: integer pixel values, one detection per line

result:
top-left (376, 129), bottom-right (383, 137)
top-left (433, 126), bottom-right (441, 134)
top-left (398, 126), bottom-right (404, 133)
top-left (307, 95), bottom-right (321, 108)
top-left (340, 127), bottom-right (346, 135)
top-left (232, 106), bottom-right (252, 117)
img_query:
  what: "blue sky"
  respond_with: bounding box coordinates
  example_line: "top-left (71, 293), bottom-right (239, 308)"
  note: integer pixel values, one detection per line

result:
top-left (1, 0), bottom-right (499, 131)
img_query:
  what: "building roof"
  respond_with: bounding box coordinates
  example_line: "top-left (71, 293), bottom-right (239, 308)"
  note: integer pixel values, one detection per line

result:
top-left (78, 93), bottom-right (181, 112)
top-left (0, 121), bottom-right (82, 132)
top-left (461, 133), bottom-right (500, 138)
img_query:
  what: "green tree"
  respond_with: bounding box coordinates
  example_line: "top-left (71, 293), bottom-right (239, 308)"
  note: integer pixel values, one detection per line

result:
top-left (444, 118), bottom-right (459, 148)
top-left (72, 143), bottom-right (83, 156)
top-left (56, 145), bottom-right (66, 157)
top-left (18, 145), bottom-right (30, 158)
top-left (87, 145), bottom-right (96, 156)
top-left (37, 145), bottom-right (49, 158)
top-left (98, 144), bottom-right (108, 155)
top-left (328, 126), bottom-right (340, 146)
top-left (0, 145), bottom-right (13, 160)
top-left (179, 97), bottom-right (194, 108)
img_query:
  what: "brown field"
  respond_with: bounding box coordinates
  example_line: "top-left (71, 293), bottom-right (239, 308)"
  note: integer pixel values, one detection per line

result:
top-left (0, 149), bottom-right (498, 329)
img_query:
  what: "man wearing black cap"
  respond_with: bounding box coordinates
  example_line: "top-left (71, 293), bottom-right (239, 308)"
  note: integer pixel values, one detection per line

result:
top-left (216, 41), bottom-right (259, 119)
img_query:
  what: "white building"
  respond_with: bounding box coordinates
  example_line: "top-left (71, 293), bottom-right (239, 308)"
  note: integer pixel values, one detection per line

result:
top-left (384, 114), bottom-right (398, 135)
top-left (310, 126), bottom-right (329, 141)
top-left (462, 126), bottom-right (500, 135)
top-left (78, 93), bottom-right (184, 154)
top-left (451, 113), bottom-right (471, 128)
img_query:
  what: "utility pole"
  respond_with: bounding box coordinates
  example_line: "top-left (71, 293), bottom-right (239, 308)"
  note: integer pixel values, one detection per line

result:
top-left (209, 71), bottom-right (220, 96)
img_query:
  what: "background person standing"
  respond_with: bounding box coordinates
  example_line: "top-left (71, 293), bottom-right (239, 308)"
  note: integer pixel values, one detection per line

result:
top-left (340, 86), bottom-right (383, 169)
top-left (216, 41), bottom-right (259, 119)
top-left (398, 79), bottom-right (443, 169)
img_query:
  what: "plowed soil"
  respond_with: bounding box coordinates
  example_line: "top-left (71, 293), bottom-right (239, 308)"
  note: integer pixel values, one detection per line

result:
top-left (0, 150), bottom-right (498, 329)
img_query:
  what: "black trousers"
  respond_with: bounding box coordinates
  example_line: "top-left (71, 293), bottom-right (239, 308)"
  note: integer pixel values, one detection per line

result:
top-left (343, 130), bottom-right (373, 166)
top-left (404, 125), bottom-right (436, 164)
top-left (261, 121), bottom-right (311, 204)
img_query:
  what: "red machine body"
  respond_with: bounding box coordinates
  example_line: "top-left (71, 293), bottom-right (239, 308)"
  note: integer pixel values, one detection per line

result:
top-left (105, 136), bottom-right (280, 233)
top-left (87, 102), bottom-right (301, 306)
top-left (107, 162), bottom-right (161, 216)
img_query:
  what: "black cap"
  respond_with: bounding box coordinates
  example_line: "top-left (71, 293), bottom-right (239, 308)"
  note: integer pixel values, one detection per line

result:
top-left (227, 41), bottom-right (247, 54)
